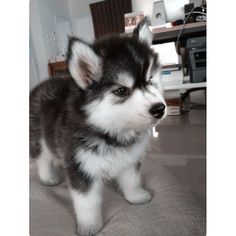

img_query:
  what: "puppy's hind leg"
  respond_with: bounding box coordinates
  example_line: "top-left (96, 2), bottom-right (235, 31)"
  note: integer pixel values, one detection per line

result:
top-left (37, 139), bottom-right (61, 186)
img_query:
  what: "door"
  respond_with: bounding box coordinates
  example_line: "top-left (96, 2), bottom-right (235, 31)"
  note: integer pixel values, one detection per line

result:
top-left (55, 16), bottom-right (72, 56)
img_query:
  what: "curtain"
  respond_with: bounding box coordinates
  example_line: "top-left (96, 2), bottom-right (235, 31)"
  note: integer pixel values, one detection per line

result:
top-left (90, 0), bottom-right (132, 38)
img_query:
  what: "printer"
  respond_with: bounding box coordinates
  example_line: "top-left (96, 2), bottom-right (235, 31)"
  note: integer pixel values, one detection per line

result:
top-left (186, 36), bottom-right (206, 83)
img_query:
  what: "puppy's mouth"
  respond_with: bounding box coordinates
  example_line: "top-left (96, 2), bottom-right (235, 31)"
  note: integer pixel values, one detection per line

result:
top-left (137, 112), bottom-right (166, 127)
top-left (153, 111), bottom-right (165, 119)
top-left (150, 112), bottom-right (167, 125)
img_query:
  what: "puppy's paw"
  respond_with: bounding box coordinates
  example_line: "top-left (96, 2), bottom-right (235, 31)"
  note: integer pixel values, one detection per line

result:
top-left (125, 188), bottom-right (152, 205)
top-left (40, 170), bottom-right (61, 186)
top-left (76, 220), bottom-right (103, 236)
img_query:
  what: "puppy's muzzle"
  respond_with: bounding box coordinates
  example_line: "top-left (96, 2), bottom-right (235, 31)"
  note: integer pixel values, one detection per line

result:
top-left (149, 103), bottom-right (166, 119)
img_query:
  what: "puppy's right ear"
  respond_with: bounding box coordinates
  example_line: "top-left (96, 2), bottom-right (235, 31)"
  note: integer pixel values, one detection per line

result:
top-left (67, 37), bottom-right (102, 90)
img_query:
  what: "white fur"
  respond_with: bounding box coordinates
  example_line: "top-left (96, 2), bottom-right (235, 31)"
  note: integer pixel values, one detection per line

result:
top-left (70, 180), bottom-right (103, 235)
top-left (152, 69), bottom-right (164, 94)
top-left (84, 81), bottom-right (166, 133)
top-left (146, 57), bottom-right (155, 82)
top-left (37, 139), bottom-right (60, 185)
top-left (138, 24), bottom-right (153, 46)
top-left (68, 41), bottom-right (102, 90)
top-left (117, 72), bottom-right (134, 88)
top-left (72, 133), bottom-right (151, 235)
top-left (76, 133), bottom-right (150, 179)
top-left (146, 57), bottom-right (164, 94)
top-left (117, 165), bottom-right (152, 204)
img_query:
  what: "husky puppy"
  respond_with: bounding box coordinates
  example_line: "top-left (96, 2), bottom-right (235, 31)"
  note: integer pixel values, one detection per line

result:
top-left (30, 18), bottom-right (167, 235)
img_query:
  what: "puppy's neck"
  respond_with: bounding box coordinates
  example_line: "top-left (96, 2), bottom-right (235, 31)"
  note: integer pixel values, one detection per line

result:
top-left (89, 126), bottom-right (145, 147)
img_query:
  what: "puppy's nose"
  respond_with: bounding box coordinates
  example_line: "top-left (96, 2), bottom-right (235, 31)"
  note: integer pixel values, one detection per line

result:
top-left (149, 103), bottom-right (166, 119)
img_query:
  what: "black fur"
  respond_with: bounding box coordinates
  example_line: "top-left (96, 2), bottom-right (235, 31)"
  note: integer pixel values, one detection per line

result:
top-left (135, 161), bottom-right (142, 171)
top-left (67, 160), bottom-right (93, 192)
top-left (93, 35), bottom-right (159, 89)
top-left (30, 32), bottom-right (158, 192)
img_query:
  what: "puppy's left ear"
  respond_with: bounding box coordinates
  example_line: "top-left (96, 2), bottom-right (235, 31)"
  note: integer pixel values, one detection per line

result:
top-left (67, 37), bottom-right (102, 90)
top-left (133, 17), bottom-right (152, 46)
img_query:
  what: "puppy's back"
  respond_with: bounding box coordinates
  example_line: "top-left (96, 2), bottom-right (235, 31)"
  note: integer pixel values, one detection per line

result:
top-left (30, 77), bottom-right (72, 158)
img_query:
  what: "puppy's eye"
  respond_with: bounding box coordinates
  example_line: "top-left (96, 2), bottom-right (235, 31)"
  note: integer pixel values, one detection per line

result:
top-left (113, 87), bottom-right (129, 97)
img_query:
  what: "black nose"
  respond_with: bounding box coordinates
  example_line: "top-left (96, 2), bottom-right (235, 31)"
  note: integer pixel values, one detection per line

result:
top-left (149, 103), bottom-right (166, 119)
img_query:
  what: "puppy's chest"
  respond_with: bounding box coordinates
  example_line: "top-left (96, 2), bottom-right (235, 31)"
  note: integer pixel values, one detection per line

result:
top-left (76, 136), bottom-right (149, 178)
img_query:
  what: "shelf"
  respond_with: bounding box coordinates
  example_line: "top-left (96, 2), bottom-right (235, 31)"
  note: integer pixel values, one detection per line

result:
top-left (163, 82), bottom-right (206, 91)
top-left (124, 22), bottom-right (206, 44)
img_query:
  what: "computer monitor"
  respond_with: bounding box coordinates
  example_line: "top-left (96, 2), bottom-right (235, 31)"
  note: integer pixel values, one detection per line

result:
top-left (163, 0), bottom-right (189, 22)
top-left (163, 0), bottom-right (202, 22)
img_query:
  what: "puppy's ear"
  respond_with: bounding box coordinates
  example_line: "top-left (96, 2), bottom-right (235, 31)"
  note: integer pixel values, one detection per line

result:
top-left (133, 17), bottom-right (152, 46)
top-left (67, 37), bottom-right (102, 90)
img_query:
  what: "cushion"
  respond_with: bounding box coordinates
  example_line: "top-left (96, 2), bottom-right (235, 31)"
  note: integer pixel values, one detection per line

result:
top-left (30, 154), bottom-right (206, 236)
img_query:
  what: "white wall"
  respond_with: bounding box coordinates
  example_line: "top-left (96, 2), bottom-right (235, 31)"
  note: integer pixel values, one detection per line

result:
top-left (67, 0), bottom-right (104, 42)
top-left (30, 0), bottom-right (73, 87)
top-left (132, 0), bottom-right (155, 19)
top-left (71, 16), bottom-right (95, 42)
top-left (56, 18), bottom-right (72, 55)
top-left (67, 0), bottom-right (104, 19)
top-left (30, 39), bottom-right (40, 89)
top-left (30, 0), bottom-right (49, 82)
top-left (132, 0), bottom-right (203, 23)
top-left (37, 0), bottom-right (71, 60)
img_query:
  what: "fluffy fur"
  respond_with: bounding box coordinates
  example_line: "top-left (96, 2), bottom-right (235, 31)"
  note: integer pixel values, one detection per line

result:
top-left (30, 18), bottom-right (167, 236)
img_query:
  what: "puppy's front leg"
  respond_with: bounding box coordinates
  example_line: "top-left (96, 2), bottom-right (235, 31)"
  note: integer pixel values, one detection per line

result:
top-left (68, 162), bottom-right (103, 236)
top-left (117, 163), bottom-right (152, 205)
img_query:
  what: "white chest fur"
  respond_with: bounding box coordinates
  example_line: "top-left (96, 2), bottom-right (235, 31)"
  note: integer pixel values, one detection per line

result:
top-left (75, 134), bottom-right (150, 179)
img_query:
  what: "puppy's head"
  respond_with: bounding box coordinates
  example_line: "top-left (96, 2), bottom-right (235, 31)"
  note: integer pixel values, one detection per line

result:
top-left (67, 18), bottom-right (167, 134)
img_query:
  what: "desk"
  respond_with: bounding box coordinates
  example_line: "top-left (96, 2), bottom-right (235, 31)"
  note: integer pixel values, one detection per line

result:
top-left (152, 22), bottom-right (206, 44)
top-left (124, 22), bottom-right (206, 44)
top-left (48, 61), bottom-right (69, 78)
top-left (164, 82), bottom-right (206, 92)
